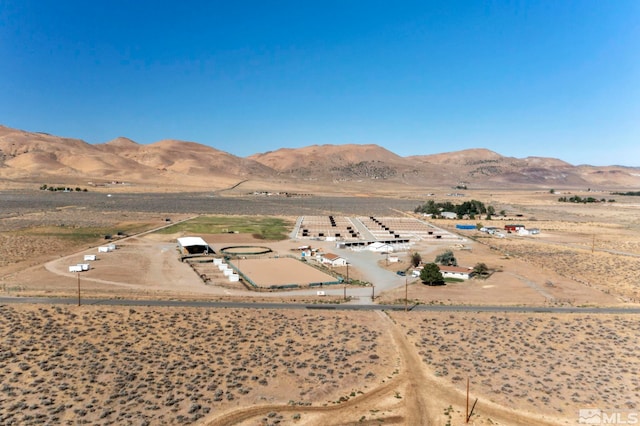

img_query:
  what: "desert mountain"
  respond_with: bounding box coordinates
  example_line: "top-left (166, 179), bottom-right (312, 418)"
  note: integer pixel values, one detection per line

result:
top-left (1, 125), bottom-right (639, 190)
top-left (248, 144), bottom-right (413, 182)
top-left (96, 138), bottom-right (273, 178)
top-left (0, 126), bottom-right (272, 188)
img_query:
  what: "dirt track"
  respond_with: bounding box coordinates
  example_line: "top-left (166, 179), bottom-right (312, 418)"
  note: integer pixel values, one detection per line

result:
top-left (201, 311), bottom-right (568, 426)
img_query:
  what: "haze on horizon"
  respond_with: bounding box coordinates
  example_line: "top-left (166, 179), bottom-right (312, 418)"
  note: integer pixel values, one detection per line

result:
top-left (1, 1), bottom-right (638, 167)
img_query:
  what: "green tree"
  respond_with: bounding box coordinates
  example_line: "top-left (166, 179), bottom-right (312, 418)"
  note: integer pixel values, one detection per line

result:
top-left (414, 200), bottom-right (439, 215)
top-left (410, 252), bottom-right (422, 268)
top-left (473, 262), bottom-right (489, 277)
top-left (420, 263), bottom-right (444, 286)
top-left (486, 205), bottom-right (495, 220)
top-left (435, 250), bottom-right (457, 266)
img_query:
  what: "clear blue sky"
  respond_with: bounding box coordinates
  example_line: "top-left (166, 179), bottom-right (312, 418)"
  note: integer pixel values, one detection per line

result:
top-left (1, 1), bottom-right (638, 166)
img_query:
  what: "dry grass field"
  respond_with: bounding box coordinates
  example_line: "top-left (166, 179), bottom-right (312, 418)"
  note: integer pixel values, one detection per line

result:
top-left (391, 311), bottom-right (640, 418)
top-left (0, 305), bottom-right (397, 426)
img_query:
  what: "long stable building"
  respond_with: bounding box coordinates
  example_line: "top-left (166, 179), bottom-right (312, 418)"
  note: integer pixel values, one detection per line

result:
top-left (294, 216), bottom-right (461, 246)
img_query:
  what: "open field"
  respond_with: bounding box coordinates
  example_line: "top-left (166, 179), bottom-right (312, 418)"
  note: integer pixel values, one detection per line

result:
top-left (390, 311), bottom-right (640, 419)
top-left (0, 304), bottom-right (396, 426)
top-left (2, 188), bottom-right (640, 424)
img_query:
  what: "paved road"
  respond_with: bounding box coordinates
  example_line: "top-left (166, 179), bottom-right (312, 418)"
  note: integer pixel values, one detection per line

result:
top-left (1, 296), bottom-right (639, 314)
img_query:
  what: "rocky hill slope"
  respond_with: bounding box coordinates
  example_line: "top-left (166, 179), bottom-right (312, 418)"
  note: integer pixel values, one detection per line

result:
top-left (1, 125), bottom-right (638, 191)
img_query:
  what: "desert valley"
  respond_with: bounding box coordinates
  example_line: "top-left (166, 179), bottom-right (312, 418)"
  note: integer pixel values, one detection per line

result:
top-left (1, 126), bottom-right (640, 425)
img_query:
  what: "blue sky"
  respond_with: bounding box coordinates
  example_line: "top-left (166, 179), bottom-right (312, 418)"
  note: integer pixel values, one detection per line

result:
top-left (1, 1), bottom-right (638, 166)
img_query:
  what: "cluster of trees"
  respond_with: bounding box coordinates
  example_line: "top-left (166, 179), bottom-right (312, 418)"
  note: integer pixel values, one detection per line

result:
top-left (557, 196), bottom-right (614, 203)
top-left (414, 199), bottom-right (496, 219)
top-left (415, 250), bottom-right (490, 286)
top-left (612, 191), bottom-right (639, 196)
top-left (39, 184), bottom-right (88, 192)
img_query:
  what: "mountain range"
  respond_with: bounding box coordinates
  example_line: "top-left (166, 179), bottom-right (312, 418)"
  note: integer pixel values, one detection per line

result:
top-left (1, 125), bottom-right (638, 192)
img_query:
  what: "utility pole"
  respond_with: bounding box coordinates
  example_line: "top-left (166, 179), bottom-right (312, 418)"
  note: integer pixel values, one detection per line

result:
top-left (466, 377), bottom-right (469, 423)
top-left (77, 272), bottom-right (81, 306)
top-left (405, 276), bottom-right (408, 312)
top-left (371, 285), bottom-right (375, 301)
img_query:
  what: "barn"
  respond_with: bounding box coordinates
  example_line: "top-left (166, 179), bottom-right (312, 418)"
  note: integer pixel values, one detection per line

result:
top-left (177, 237), bottom-right (211, 255)
top-left (505, 224), bottom-right (526, 232)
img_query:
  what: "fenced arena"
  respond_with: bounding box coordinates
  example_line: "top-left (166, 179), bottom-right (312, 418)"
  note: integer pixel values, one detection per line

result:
top-left (228, 257), bottom-right (341, 290)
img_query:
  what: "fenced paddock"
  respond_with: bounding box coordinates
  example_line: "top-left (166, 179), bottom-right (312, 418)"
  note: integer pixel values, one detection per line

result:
top-left (230, 257), bottom-right (340, 290)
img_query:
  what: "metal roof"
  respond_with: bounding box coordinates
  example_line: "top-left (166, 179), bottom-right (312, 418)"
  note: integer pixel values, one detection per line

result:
top-left (177, 237), bottom-right (209, 247)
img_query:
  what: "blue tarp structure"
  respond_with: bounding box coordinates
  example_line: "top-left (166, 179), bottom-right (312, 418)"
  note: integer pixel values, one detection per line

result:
top-left (456, 224), bottom-right (476, 230)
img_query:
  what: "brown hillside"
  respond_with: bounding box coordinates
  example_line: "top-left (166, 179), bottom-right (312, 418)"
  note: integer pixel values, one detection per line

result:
top-left (96, 138), bottom-right (274, 178)
top-left (249, 144), bottom-right (408, 171)
top-left (1, 125), bottom-right (639, 191)
top-left (407, 148), bottom-right (506, 165)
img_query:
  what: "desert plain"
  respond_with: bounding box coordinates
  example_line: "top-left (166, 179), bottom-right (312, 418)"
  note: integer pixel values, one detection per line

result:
top-left (1, 185), bottom-right (640, 426)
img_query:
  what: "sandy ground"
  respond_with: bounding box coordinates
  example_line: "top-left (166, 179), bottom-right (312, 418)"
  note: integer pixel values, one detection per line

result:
top-left (1, 303), bottom-right (591, 426)
top-left (390, 311), bottom-right (640, 420)
top-left (0, 304), bottom-right (396, 425)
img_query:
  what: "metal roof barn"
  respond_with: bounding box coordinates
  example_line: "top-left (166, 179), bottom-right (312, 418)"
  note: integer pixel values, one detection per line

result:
top-left (177, 237), bottom-right (211, 255)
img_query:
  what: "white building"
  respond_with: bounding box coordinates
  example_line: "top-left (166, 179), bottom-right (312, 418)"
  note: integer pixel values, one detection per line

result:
top-left (440, 211), bottom-right (458, 219)
top-left (439, 265), bottom-right (474, 280)
top-left (320, 253), bottom-right (348, 267)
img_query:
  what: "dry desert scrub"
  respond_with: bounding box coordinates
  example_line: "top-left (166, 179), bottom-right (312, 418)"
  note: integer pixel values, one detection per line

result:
top-left (0, 208), bottom-right (164, 269)
top-left (488, 239), bottom-right (640, 301)
top-left (391, 312), bottom-right (640, 418)
top-left (0, 305), bottom-right (393, 425)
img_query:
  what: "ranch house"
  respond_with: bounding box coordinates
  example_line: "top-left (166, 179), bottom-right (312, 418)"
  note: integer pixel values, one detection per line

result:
top-left (320, 253), bottom-right (348, 267)
top-left (439, 265), bottom-right (474, 280)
